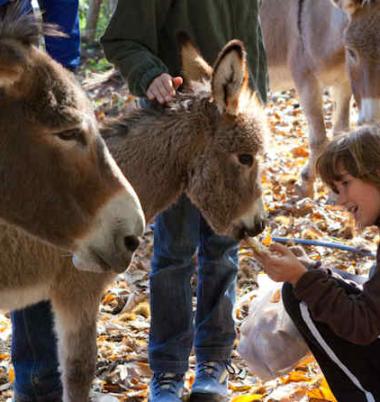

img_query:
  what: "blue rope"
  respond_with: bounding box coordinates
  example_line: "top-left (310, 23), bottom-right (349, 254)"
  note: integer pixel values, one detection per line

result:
top-left (271, 236), bottom-right (376, 257)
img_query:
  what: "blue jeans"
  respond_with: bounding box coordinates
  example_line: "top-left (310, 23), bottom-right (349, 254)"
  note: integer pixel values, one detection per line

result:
top-left (149, 195), bottom-right (238, 373)
top-left (0, 0), bottom-right (30, 14)
top-left (0, 0), bottom-right (80, 69)
top-left (11, 302), bottom-right (61, 402)
top-left (38, 0), bottom-right (80, 70)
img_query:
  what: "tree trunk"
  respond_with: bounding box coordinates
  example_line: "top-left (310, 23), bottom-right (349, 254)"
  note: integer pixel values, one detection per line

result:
top-left (84, 0), bottom-right (103, 43)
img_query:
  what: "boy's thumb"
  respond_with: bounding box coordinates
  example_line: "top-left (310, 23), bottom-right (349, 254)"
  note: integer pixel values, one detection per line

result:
top-left (172, 76), bottom-right (183, 89)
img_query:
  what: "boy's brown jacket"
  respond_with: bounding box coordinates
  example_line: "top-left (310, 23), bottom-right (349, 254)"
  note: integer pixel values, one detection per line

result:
top-left (294, 245), bottom-right (380, 345)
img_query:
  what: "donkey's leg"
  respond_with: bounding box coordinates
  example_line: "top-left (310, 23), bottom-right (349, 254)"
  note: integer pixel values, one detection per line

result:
top-left (51, 291), bottom-right (100, 402)
top-left (331, 81), bottom-right (352, 136)
top-left (292, 69), bottom-right (328, 198)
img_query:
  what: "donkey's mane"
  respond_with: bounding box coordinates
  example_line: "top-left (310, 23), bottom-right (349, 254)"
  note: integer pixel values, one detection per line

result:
top-left (0, 2), bottom-right (63, 46)
top-left (166, 85), bottom-right (211, 112)
top-left (101, 86), bottom-right (216, 140)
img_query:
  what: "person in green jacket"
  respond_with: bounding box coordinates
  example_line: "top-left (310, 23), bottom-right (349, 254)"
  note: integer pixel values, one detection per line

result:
top-left (101, 2), bottom-right (267, 401)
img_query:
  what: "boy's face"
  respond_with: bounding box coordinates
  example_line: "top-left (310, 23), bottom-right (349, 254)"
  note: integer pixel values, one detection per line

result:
top-left (333, 171), bottom-right (380, 228)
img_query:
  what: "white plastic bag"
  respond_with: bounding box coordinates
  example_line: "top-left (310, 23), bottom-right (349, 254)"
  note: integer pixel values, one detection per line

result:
top-left (237, 280), bottom-right (310, 381)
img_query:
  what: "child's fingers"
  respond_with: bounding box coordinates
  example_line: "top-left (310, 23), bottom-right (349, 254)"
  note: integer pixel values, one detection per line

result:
top-left (162, 78), bottom-right (175, 96)
top-left (255, 250), bottom-right (282, 268)
top-left (250, 247), bottom-right (267, 262)
top-left (289, 245), bottom-right (308, 258)
top-left (268, 242), bottom-right (290, 255)
top-left (270, 243), bottom-right (301, 261)
top-left (172, 76), bottom-right (183, 90)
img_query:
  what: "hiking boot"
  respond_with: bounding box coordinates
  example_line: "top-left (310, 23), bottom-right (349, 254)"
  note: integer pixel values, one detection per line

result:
top-left (149, 372), bottom-right (185, 402)
top-left (190, 361), bottom-right (232, 401)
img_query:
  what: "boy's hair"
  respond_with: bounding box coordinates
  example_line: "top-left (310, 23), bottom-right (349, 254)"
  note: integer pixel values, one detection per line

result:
top-left (316, 124), bottom-right (380, 192)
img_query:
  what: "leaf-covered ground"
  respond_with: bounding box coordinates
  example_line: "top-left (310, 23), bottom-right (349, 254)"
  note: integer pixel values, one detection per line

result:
top-left (0, 58), bottom-right (377, 401)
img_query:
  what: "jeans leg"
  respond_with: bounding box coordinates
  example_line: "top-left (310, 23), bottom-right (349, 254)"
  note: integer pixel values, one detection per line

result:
top-left (11, 301), bottom-right (62, 402)
top-left (19, 0), bottom-right (33, 14)
top-left (149, 195), bottom-right (200, 373)
top-left (37, 0), bottom-right (80, 70)
top-left (282, 282), bottom-right (380, 402)
top-left (0, 0), bottom-right (31, 16)
top-left (194, 217), bottom-right (238, 362)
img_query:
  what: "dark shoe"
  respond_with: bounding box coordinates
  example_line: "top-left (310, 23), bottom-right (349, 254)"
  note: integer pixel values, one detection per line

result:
top-left (190, 361), bottom-right (231, 401)
top-left (149, 372), bottom-right (184, 402)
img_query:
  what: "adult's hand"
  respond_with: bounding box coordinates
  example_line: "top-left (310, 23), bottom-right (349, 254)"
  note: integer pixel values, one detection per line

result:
top-left (146, 73), bottom-right (183, 104)
top-left (252, 243), bottom-right (308, 285)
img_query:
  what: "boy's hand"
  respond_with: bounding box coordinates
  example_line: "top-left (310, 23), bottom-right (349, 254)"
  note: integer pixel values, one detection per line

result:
top-left (288, 245), bottom-right (313, 267)
top-left (252, 242), bottom-right (307, 285)
top-left (146, 73), bottom-right (183, 104)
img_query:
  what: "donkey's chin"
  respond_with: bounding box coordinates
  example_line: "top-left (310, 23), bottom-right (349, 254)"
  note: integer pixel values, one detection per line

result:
top-left (72, 249), bottom-right (134, 274)
top-left (231, 219), bottom-right (267, 240)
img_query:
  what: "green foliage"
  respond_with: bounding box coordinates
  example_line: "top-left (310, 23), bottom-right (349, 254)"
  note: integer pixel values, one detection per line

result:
top-left (78, 0), bottom-right (115, 73)
top-left (79, 0), bottom-right (115, 41)
top-left (85, 56), bottom-right (111, 73)
top-left (78, 0), bottom-right (88, 31)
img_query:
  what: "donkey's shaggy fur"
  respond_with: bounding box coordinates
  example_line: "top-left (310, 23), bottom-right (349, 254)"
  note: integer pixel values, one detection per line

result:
top-left (2, 36), bottom-right (269, 401)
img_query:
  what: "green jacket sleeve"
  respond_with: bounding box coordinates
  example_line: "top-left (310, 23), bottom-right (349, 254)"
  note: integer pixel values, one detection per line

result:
top-left (101, 0), bottom-right (172, 97)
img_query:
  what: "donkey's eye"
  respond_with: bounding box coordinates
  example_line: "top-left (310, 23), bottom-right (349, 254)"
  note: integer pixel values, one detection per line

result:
top-left (238, 154), bottom-right (253, 167)
top-left (346, 48), bottom-right (358, 62)
top-left (57, 129), bottom-right (86, 145)
top-left (57, 129), bottom-right (78, 141)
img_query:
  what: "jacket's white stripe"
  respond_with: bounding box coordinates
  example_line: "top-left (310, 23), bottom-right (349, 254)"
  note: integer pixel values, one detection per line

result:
top-left (300, 302), bottom-right (375, 402)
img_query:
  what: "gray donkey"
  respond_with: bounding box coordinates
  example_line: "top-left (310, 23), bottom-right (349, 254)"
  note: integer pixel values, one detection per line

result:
top-left (260, 0), bottom-right (380, 197)
top-left (2, 35), bottom-right (269, 401)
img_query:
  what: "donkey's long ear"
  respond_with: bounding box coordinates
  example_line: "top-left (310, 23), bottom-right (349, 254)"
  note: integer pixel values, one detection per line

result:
top-left (330, 0), bottom-right (375, 14)
top-left (178, 32), bottom-right (212, 84)
top-left (211, 40), bottom-right (248, 116)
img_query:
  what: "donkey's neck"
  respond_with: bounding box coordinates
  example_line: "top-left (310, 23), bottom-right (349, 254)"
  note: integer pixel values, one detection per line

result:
top-left (104, 98), bottom-right (215, 222)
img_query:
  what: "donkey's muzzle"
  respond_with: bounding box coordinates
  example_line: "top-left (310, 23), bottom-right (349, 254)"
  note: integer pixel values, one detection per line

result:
top-left (72, 233), bottom-right (141, 274)
top-left (235, 218), bottom-right (266, 240)
top-left (246, 218), bottom-right (266, 237)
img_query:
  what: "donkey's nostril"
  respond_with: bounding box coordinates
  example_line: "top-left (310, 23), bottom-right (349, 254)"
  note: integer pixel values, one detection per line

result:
top-left (124, 235), bottom-right (140, 252)
top-left (259, 219), bottom-right (267, 233)
top-left (246, 219), bottom-right (266, 237)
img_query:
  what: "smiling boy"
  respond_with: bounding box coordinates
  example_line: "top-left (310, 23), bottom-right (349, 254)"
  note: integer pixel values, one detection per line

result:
top-left (253, 125), bottom-right (380, 402)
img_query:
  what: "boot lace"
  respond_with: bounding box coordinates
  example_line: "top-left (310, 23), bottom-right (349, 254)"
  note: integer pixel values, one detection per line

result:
top-left (153, 373), bottom-right (183, 394)
top-left (197, 360), bottom-right (237, 380)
